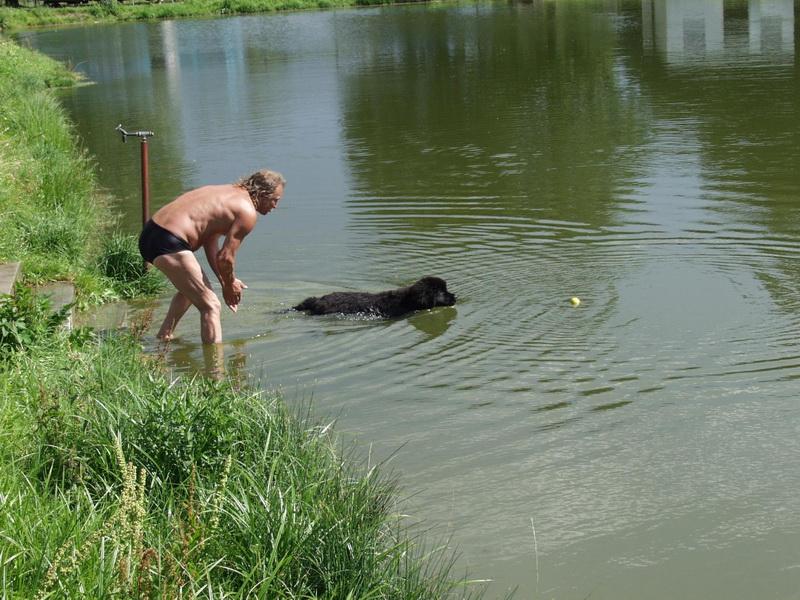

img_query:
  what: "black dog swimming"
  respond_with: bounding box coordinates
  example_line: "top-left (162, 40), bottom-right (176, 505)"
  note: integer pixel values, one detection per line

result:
top-left (293, 276), bottom-right (456, 318)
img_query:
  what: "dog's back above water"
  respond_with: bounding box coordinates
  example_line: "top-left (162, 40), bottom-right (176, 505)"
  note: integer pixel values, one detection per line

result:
top-left (293, 276), bottom-right (456, 318)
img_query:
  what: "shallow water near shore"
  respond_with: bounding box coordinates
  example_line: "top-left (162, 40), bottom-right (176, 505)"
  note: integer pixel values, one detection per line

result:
top-left (19, 1), bottom-right (800, 597)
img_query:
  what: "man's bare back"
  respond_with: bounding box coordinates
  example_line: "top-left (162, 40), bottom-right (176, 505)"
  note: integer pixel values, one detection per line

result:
top-left (138, 170), bottom-right (285, 344)
top-left (151, 184), bottom-right (256, 252)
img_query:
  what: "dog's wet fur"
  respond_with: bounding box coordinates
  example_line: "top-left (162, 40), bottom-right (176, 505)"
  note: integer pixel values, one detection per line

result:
top-left (293, 276), bottom-right (456, 318)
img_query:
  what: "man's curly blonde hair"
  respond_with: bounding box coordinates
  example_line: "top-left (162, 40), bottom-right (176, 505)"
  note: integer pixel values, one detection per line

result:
top-left (237, 170), bottom-right (286, 205)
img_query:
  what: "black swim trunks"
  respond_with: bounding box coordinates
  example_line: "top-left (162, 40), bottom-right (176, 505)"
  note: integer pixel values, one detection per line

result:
top-left (138, 220), bottom-right (192, 263)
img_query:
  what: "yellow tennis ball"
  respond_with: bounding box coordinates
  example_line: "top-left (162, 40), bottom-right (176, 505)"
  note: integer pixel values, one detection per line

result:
top-left (570, 297), bottom-right (581, 307)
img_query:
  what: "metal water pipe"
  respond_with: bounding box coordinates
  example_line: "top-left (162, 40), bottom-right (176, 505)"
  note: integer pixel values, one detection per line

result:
top-left (115, 124), bottom-right (155, 227)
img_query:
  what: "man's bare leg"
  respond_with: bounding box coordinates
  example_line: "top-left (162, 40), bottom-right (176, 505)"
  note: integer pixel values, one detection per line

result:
top-left (156, 265), bottom-right (216, 340)
top-left (152, 251), bottom-right (223, 344)
top-left (158, 292), bottom-right (192, 341)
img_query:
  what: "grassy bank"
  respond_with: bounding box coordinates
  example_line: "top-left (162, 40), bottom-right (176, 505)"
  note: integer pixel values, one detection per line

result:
top-left (0, 36), bottom-right (163, 301)
top-left (0, 311), bottom-right (476, 598)
top-left (0, 0), bottom-right (409, 31)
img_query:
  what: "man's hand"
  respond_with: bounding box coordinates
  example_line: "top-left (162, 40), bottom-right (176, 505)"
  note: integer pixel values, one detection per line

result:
top-left (223, 278), bottom-right (247, 312)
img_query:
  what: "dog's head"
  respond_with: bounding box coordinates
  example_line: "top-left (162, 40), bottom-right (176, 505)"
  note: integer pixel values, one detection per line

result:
top-left (410, 276), bottom-right (457, 309)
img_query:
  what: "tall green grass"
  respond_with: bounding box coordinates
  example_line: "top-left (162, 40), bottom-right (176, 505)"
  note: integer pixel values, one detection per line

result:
top-left (0, 36), bottom-right (164, 302)
top-left (0, 285), bottom-right (70, 360)
top-left (0, 37), bottom-right (94, 274)
top-left (0, 310), bottom-right (482, 598)
top-left (97, 233), bottom-right (165, 298)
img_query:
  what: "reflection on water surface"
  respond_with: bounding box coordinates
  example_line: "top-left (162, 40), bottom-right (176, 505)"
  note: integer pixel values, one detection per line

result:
top-left (20, 1), bottom-right (800, 597)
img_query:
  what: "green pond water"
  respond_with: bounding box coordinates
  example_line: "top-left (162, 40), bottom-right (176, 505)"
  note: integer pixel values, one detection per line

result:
top-left (20, 1), bottom-right (800, 597)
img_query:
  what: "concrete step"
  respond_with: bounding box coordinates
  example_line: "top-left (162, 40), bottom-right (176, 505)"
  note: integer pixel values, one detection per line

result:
top-left (36, 281), bottom-right (76, 331)
top-left (74, 300), bottom-right (134, 332)
top-left (0, 262), bottom-right (21, 296)
top-left (31, 284), bottom-right (139, 334)
top-left (2, 262), bottom-right (134, 334)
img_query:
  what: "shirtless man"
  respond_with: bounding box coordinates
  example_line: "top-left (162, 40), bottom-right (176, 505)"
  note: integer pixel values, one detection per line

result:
top-left (138, 169), bottom-right (285, 344)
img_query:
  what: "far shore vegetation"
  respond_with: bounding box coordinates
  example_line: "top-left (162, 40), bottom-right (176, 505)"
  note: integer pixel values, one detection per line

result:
top-left (0, 35), bottom-right (487, 598)
top-left (0, 0), bottom-right (417, 31)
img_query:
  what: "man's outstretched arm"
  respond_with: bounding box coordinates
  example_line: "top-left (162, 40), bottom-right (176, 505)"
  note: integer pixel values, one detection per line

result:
top-left (216, 216), bottom-right (255, 311)
top-left (203, 233), bottom-right (223, 283)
